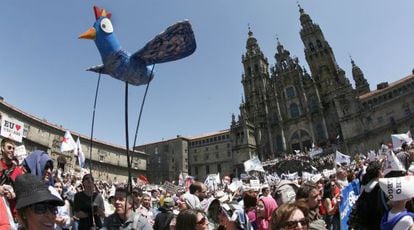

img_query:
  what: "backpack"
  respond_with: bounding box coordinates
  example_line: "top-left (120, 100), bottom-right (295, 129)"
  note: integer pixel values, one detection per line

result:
top-left (380, 210), bottom-right (414, 230)
top-left (348, 182), bottom-right (386, 230)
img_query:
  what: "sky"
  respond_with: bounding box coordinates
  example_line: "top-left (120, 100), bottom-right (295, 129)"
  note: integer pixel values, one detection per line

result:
top-left (0, 1), bottom-right (413, 147)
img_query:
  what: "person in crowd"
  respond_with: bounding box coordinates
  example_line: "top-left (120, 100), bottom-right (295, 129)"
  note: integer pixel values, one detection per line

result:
top-left (137, 193), bottom-right (154, 225)
top-left (348, 160), bottom-right (386, 230)
top-left (153, 197), bottom-right (175, 230)
top-left (335, 168), bottom-right (348, 189)
top-left (73, 174), bottom-right (105, 229)
top-left (14, 174), bottom-right (64, 230)
top-left (0, 138), bottom-right (24, 221)
top-left (295, 182), bottom-right (326, 229)
top-left (261, 185), bottom-right (272, 198)
top-left (22, 150), bottom-right (54, 186)
top-left (182, 181), bottom-right (207, 209)
top-left (174, 209), bottom-right (209, 230)
top-left (256, 196), bottom-right (278, 230)
top-left (243, 190), bottom-right (258, 229)
top-left (271, 200), bottom-right (310, 230)
top-left (381, 198), bottom-right (414, 230)
top-left (397, 142), bottom-right (414, 172)
top-left (321, 181), bottom-right (340, 230)
top-left (131, 187), bottom-right (142, 210)
top-left (53, 180), bottom-right (71, 230)
top-left (102, 187), bottom-right (152, 230)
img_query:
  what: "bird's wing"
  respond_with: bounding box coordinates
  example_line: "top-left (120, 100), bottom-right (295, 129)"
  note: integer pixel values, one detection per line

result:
top-left (86, 64), bottom-right (107, 74)
top-left (131, 20), bottom-right (196, 65)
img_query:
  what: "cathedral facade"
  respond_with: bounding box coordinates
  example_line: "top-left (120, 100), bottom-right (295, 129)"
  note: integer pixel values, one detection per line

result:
top-left (235, 6), bottom-right (414, 160)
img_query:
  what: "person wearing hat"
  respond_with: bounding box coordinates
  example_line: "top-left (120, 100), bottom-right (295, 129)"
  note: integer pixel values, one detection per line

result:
top-left (102, 187), bottom-right (152, 230)
top-left (14, 174), bottom-right (64, 229)
top-left (153, 197), bottom-right (175, 230)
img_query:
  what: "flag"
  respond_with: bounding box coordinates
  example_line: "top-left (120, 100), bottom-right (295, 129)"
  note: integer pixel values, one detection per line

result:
top-left (383, 150), bottom-right (406, 176)
top-left (391, 131), bottom-right (413, 151)
top-left (178, 171), bottom-right (184, 186)
top-left (368, 150), bottom-right (378, 162)
top-left (60, 130), bottom-right (76, 152)
top-left (309, 145), bottom-right (323, 158)
top-left (76, 137), bottom-right (85, 168)
top-left (335, 151), bottom-right (351, 165)
top-left (137, 175), bottom-right (149, 185)
top-left (244, 156), bottom-right (265, 173)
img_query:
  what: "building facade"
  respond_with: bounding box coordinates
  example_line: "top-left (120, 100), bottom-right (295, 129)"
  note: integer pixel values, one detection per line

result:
top-left (238, 6), bottom-right (414, 160)
top-left (0, 98), bottom-right (148, 182)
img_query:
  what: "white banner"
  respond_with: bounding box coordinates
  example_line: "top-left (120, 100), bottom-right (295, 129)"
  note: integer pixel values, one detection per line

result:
top-left (0, 115), bottom-right (24, 143)
top-left (14, 145), bottom-right (27, 165)
top-left (379, 176), bottom-right (414, 201)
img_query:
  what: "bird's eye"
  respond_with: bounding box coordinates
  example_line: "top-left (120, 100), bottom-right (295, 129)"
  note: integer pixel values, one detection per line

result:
top-left (100, 18), bottom-right (113, 34)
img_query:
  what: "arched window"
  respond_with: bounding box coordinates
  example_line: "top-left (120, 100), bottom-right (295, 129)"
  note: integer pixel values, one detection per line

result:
top-left (309, 42), bottom-right (315, 51)
top-left (290, 103), bottom-right (300, 118)
top-left (286, 87), bottom-right (295, 98)
top-left (316, 40), bottom-right (322, 48)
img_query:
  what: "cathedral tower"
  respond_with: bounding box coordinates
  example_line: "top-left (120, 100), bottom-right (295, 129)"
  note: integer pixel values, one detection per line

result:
top-left (351, 58), bottom-right (370, 96)
top-left (241, 28), bottom-right (274, 159)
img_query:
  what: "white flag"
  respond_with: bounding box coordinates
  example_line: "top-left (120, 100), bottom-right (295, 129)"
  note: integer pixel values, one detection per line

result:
top-left (178, 171), bottom-right (184, 186)
top-left (391, 131), bottom-right (413, 151)
top-left (244, 156), bottom-right (265, 173)
top-left (60, 130), bottom-right (76, 152)
top-left (335, 150), bottom-right (351, 165)
top-left (383, 150), bottom-right (406, 175)
top-left (76, 138), bottom-right (85, 168)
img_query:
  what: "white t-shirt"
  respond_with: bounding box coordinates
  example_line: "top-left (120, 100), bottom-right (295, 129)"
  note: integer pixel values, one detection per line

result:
top-left (387, 211), bottom-right (414, 230)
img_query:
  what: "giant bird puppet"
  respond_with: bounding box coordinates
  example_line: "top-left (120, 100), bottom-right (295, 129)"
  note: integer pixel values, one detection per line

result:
top-left (78, 6), bottom-right (196, 188)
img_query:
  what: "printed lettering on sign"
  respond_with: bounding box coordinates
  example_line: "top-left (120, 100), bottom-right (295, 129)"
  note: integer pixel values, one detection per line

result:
top-left (0, 115), bottom-right (24, 143)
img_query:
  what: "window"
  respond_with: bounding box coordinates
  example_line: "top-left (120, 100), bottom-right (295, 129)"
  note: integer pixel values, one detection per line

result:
top-left (215, 145), bottom-right (219, 150)
top-left (316, 124), bottom-right (325, 140)
top-left (316, 40), bottom-right (322, 48)
top-left (194, 155), bottom-right (198, 162)
top-left (206, 165), bottom-right (210, 174)
top-left (194, 166), bottom-right (198, 175)
top-left (227, 151), bottom-right (231, 157)
top-left (290, 103), bottom-right (300, 118)
top-left (99, 155), bottom-right (104, 162)
top-left (286, 87), bottom-right (295, 98)
top-left (216, 153), bottom-right (219, 159)
top-left (205, 154), bottom-right (209, 160)
top-left (217, 164), bottom-right (222, 173)
top-left (309, 42), bottom-right (315, 51)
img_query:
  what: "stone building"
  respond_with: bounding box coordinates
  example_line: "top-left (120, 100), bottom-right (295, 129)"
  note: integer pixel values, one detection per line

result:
top-left (237, 5), bottom-right (414, 160)
top-left (0, 98), bottom-right (148, 182)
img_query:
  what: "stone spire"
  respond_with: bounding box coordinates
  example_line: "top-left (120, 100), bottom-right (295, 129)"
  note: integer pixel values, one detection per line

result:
top-left (351, 57), bottom-right (370, 96)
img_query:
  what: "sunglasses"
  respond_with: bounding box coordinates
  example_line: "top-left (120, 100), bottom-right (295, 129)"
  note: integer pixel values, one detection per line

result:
top-left (284, 218), bottom-right (309, 229)
top-left (5, 145), bottom-right (15, 151)
top-left (30, 202), bottom-right (58, 215)
top-left (196, 216), bottom-right (207, 225)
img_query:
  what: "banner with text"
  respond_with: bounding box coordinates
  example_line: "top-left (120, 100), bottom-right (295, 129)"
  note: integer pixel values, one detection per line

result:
top-left (340, 179), bottom-right (360, 230)
top-left (0, 115), bottom-right (24, 143)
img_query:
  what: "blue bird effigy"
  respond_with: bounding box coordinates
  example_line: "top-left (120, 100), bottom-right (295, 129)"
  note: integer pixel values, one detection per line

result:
top-left (79, 6), bottom-right (196, 85)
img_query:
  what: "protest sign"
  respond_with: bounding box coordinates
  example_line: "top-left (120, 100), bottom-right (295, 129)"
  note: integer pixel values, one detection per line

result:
top-left (0, 115), bottom-right (24, 143)
top-left (14, 145), bottom-right (27, 165)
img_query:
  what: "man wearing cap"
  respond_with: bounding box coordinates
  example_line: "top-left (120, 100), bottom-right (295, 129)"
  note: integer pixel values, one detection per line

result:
top-left (102, 187), bottom-right (152, 230)
top-left (14, 174), bottom-right (64, 229)
top-left (153, 197), bottom-right (175, 230)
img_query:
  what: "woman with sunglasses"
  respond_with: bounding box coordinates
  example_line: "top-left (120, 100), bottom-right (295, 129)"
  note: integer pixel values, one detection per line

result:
top-left (14, 174), bottom-right (64, 230)
top-left (271, 200), bottom-right (310, 230)
top-left (174, 209), bottom-right (209, 230)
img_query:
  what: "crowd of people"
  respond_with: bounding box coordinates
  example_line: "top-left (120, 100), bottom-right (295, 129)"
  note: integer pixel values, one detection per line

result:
top-left (1, 136), bottom-right (414, 229)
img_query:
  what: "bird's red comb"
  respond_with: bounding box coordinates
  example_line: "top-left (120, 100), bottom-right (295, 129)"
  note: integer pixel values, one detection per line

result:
top-left (93, 5), bottom-right (111, 20)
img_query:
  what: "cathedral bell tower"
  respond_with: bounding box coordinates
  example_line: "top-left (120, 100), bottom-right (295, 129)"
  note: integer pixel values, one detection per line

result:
top-left (241, 28), bottom-right (274, 159)
top-left (351, 58), bottom-right (370, 96)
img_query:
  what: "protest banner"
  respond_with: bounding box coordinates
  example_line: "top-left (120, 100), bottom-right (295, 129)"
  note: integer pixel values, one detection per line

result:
top-left (340, 179), bottom-right (360, 230)
top-left (0, 115), bottom-right (24, 143)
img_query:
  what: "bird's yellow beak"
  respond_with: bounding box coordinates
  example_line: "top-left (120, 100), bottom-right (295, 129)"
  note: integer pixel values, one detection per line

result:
top-left (79, 27), bottom-right (96, 40)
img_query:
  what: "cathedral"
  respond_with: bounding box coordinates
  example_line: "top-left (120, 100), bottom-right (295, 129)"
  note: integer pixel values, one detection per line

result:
top-left (231, 5), bottom-right (414, 161)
